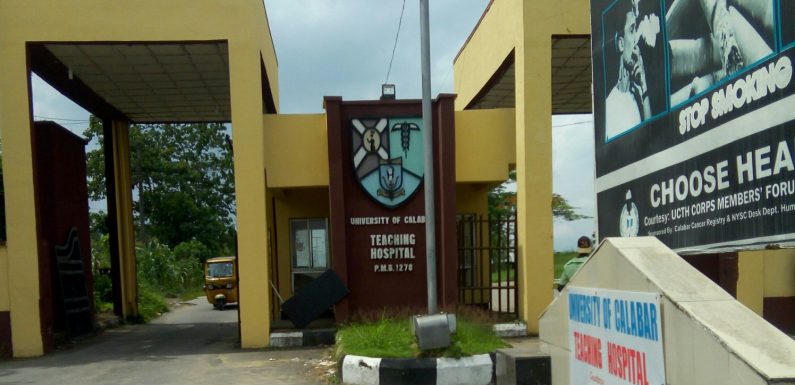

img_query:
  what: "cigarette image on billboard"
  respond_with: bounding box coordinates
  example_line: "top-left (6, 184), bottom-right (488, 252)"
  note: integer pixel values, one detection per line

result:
top-left (666, 0), bottom-right (775, 106)
top-left (602, 0), bottom-right (667, 142)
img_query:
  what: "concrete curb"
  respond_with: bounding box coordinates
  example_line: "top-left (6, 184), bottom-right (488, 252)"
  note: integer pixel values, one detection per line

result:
top-left (269, 329), bottom-right (336, 347)
top-left (493, 323), bottom-right (527, 338)
top-left (342, 354), bottom-right (494, 385)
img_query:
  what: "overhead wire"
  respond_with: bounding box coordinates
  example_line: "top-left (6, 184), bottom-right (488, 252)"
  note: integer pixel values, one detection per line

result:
top-left (433, 64), bottom-right (454, 97)
top-left (552, 119), bottom-right (593, 128)
top-left (33, 115), bottom-right (89, 122)
top-left (384, 0), bottom-right (407, 84)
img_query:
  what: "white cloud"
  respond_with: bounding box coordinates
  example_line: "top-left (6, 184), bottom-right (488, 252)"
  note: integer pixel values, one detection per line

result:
top-left (552, 115), bottom-right (596, 251)
top-left (265, 0), bottom-right (489, 112)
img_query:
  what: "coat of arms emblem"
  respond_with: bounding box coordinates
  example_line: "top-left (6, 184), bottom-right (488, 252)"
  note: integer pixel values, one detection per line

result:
top-left (351, 117), bottom-right (424, 208)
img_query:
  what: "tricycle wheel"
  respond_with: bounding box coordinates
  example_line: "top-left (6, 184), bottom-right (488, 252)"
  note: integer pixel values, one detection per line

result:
top-left (214, 298), bottom-right (226, 310)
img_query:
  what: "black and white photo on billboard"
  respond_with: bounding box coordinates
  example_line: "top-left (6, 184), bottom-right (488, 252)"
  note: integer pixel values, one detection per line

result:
top-left (592, 0), bottom-right (795, 252)
top-left (782, 0), bottom-right (795, 48)
top-left (666, 0), bottom-right (776, 106)
top-left (602, 0), bottom-right (667, 141)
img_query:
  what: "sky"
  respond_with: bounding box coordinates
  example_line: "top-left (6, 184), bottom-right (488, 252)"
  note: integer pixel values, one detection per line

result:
top-left (29, 0), bottom-right (595, 251)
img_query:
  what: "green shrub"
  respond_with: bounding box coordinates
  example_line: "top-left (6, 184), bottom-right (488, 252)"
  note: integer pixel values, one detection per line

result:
top-left (137, 283), bottom-right (169, 322)
top-left (91, 234), bottom-right (111, 275)
top-left (93, 274), bottom-right (113, 305)
top-left (137, 239), bottom-right (202, 298)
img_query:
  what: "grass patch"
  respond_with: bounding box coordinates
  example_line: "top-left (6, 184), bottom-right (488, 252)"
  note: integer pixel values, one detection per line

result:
top-left (554, 251), bottom-right (579, 278)
top-left (335, 317), bottom-right (416, 359)
top-left (490, 264), bottom-right (515, 283)
top-left (451, 319), bottom-right (508, 357)
top-left (335, 314), bottom-right (508, 361)
top-left (138, 284), bottom-right (169, 322)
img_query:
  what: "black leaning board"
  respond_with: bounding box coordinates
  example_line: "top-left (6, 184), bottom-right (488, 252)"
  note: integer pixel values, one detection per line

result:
top-left (282, 270), bottom-right (349, 329)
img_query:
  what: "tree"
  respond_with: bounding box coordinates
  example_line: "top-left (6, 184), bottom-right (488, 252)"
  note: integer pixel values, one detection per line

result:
top-left (488, 170), bottom-right (590, 220)
top-left (551, 193), bottom-right (589, 221)
top-left (84, 116), bottom-right (236, 256)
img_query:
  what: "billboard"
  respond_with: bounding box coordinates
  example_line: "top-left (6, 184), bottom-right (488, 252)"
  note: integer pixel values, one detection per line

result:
top-left (592, 0), bottom-right (795, 253)
top-left (568, 287), bottom-right (665, 385)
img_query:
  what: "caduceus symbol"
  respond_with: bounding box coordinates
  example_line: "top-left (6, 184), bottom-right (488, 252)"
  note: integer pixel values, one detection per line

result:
top-left (391, 122), bottom-right (420, 157)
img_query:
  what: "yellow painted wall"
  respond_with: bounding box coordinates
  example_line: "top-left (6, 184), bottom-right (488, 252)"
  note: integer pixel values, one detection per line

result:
top-left (454, 0), bottom-right (521, 110)
top-left (456, 183), bottom-right (492, 216)
top-left (762, 249), bottom-right (795, 297)
top-left (735, 249), bottom-right (795, 316)
top-left (455, 109), bottom-right (515, 183)
top-left (263, 114), bottom-right (328, 188)
top-left (454, 0), bottom-right (590, 334)
top-left (272, 188), bottom-right (330, 305)
top-left (0, 246), bottom-right (8, 311)
top-left (737, 251), bottom-right (764, 315)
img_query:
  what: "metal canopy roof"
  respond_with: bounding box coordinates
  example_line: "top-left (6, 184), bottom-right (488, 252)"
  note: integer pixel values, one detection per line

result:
top-left (41, 42), bottom-right (231, 123)
top-left (468, 36), bottom-right (593, 114)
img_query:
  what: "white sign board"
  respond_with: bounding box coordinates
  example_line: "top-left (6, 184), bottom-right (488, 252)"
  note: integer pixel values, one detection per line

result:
top-left (568, 287), bottom-right (665, 385)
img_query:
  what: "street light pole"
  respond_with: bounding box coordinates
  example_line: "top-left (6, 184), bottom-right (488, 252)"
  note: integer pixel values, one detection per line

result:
top-left (419, 0), bottom-right (437, 315)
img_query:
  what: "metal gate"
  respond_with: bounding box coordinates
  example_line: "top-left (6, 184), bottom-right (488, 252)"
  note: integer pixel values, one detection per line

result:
top-left (457, 214), bottom-right (518, 318)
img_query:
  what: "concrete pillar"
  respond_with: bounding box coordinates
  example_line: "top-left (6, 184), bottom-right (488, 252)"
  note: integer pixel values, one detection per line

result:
top-left (229, 42), bottom-right (270, 347)
top-left (514, 30), bottom-right (554, 334)
top-left (0, 43), bottom-right (44, 357)
top-left (514, 0), bottom-right (590, 334)
top-left (108, 120), bottom-right (138, 319)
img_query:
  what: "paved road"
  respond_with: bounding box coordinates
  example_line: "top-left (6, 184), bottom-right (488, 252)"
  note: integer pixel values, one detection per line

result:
top-left (0, 298), bottom-right (331, 385)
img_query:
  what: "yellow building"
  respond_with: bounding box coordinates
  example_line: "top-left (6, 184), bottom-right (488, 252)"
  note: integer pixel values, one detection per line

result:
top-left (0, 0), bottom-right (792, 358)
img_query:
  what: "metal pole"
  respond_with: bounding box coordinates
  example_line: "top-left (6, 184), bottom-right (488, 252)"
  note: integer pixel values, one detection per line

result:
top-left (420, 0), bottom-right (437, 314)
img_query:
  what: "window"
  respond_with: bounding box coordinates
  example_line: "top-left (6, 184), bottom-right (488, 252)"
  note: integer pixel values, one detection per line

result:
top-left (207, 262), bottom-right (234, 278)
top-left (290, 218), bottom-right (329, 292)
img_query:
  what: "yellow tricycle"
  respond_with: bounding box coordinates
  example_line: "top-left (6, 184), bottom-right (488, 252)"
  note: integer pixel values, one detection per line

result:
top-left (203, 256), bottom-right (238, 310)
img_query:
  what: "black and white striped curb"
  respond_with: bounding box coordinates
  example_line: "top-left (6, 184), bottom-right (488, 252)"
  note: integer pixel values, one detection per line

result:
top-left (342, 353), bottom-right (495, 385)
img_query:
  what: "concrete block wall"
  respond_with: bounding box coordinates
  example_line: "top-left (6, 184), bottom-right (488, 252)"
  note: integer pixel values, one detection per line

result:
top-left (539, 237), bottom-right (795, 385)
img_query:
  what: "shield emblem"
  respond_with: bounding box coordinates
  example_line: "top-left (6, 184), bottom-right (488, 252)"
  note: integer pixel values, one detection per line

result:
top-left (351, 117), bottom-right (423, 208)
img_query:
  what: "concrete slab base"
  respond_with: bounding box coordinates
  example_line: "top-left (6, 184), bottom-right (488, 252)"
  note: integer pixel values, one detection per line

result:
top-left (342, 354), bottom-right (494, 385)
top-left (269, 329), bottom-right (336, 348)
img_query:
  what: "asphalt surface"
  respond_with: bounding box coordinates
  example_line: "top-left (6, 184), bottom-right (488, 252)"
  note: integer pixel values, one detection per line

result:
top-left (0, 298), bottom-right (332, 385)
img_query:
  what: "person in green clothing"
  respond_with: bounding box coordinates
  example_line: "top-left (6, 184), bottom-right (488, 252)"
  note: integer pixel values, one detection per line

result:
top-left (556, 236), bottom-right (593, 291)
